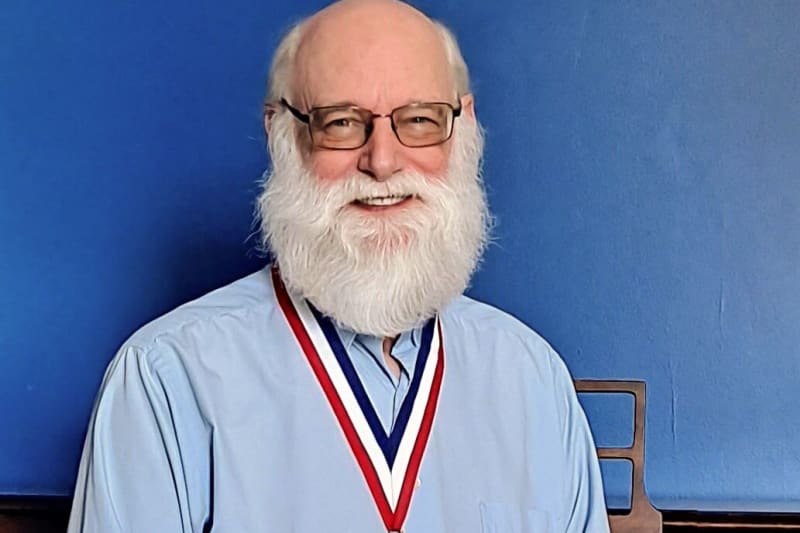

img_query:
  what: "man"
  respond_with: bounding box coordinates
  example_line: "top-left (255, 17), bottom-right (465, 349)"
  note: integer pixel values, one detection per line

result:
top-left (68, 0), bottom-right (609, 531)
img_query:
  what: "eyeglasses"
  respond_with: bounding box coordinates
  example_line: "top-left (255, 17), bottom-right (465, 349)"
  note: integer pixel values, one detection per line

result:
top-left (280, 98), bottom-right (462, 150)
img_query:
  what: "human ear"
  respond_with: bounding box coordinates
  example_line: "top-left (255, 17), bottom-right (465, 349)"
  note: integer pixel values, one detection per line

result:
top-left (460, 93), bottom-right (476, 120)
top-left (263, 104), bottom-right (278, 136)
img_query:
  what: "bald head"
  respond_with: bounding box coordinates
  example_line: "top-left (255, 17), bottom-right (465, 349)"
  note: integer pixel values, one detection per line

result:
top-left (301, 0), bottom-right (443, 60)
top-left (293, 0), bottom-right (452, 107)
top-left (266, 0), bottom-right (471, 110)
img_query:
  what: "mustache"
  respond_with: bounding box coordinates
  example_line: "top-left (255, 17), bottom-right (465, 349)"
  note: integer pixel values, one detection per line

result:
top-left (317, 171), bottom-right (446, 207)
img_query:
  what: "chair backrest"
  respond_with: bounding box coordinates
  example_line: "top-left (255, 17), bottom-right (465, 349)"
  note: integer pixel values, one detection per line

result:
top-left (574, 380), bottom-right (662, 533)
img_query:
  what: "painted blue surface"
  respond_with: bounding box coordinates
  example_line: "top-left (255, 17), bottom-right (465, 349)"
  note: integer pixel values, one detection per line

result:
top-left (2, 0), bottom-right (799, 512)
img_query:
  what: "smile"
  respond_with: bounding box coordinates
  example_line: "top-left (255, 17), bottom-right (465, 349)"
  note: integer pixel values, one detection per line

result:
top-left (354, 194), bottom-right (414, 207)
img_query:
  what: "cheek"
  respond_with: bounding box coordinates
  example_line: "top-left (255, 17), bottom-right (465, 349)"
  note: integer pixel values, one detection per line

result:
top-left (310, 151), bottom-right (360, 183)
top-left (407, 144), bottom-right (450, 178)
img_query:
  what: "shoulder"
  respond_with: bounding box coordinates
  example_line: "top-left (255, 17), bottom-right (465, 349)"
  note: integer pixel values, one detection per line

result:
top-left (442, 296), bottom-right (560, 361)
top-left (441, 294), bottom-right (573, 381)
top-left (94, 268), bottom-right (281, 424)
top-left (123, 267), bottom-right (276, 356)
top-left (443, 295), bottom-right (542, 337)
top-left (442, 294), bottom-right (587, 432)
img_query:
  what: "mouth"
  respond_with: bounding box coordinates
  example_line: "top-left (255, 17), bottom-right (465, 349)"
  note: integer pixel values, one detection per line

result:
top-left (352, 194), bottom-right (416, 209)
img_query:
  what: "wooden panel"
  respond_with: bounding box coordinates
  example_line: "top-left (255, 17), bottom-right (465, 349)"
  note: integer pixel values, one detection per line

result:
top-left (0, 497), bottom-right (69, 533)
top-left (2, 499), bottom-right (800, 531)
top-left (664, 511), bottom-right (800, 531)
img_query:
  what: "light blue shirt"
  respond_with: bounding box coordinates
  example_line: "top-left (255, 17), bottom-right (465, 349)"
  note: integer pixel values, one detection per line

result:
top-left (68, 268), bottom-right (609, 532)
top-left (343, 326), bottom-right (422, 433)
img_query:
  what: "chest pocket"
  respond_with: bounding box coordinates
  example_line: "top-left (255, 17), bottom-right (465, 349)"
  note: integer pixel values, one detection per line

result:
top-left (480, 502), bottom-right (552, 533)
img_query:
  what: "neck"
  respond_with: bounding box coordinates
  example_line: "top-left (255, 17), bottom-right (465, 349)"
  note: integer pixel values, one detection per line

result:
top-left (382, 336), bottom-right (401, 379)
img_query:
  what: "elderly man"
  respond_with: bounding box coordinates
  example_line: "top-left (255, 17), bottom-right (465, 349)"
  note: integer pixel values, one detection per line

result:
top-left (68, 1), bottom-right (609, 531)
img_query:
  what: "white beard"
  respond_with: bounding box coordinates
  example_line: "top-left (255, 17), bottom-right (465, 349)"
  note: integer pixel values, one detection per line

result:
top-left (257, 112), bottom-right (490, 337)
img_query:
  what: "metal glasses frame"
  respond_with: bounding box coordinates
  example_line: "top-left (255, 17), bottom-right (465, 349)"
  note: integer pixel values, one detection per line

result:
top-left (280, 97), bottom-right (462, 149)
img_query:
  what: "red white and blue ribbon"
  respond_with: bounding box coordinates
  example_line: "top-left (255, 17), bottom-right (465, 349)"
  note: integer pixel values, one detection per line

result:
top-left (272, 268), bottom-right (444, 532)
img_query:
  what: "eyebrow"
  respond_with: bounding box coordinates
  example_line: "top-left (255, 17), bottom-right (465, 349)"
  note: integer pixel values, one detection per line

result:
top-left (309, 99), bottom-right (450, 111)
top-left (309, 100), bottom-right (360, 109)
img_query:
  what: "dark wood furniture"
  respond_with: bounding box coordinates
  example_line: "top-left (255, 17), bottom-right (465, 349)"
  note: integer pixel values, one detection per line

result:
top-left (576, 380), bottom-right (663, 533)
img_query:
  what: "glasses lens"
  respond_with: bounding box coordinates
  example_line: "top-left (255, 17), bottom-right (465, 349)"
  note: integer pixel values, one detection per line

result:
top-left (309, 107), bottom-right (368, 149)
top-left (393, 103), bottom-right (453, 147)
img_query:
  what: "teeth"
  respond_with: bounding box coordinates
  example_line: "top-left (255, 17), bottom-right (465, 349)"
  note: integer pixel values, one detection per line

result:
top-left (358, 195), bottom-right (410, 206)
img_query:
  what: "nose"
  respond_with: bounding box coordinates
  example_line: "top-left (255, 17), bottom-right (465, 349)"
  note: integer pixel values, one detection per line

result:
top-left (357, 117), bottom-right (404, 182)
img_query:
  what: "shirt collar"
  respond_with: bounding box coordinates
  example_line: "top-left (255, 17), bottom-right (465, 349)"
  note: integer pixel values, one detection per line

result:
top-left (337, 327), bottom-right (358, 351)
top-left (333, 322), bottom-right (423, 358)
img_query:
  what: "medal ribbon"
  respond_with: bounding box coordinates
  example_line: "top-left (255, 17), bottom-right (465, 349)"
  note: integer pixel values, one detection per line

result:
top-left (272, 268), bottom-right (444, 531)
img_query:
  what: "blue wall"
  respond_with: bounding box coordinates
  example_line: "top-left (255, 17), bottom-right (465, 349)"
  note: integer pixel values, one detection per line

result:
top-left (2, 0), bottom-right (799, 512)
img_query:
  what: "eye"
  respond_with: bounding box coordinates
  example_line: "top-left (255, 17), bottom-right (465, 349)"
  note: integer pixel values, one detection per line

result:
top-left (326, 118), bottom-right (353, 128)
top-left (400, 114), bottom-right (443, 130)
top-left (320, 113), bottom-right (364, 131)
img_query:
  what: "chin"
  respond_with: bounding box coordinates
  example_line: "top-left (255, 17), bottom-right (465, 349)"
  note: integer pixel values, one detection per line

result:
top-left (339, 202), bottom-right (427, 255)
top-left (349, 224), bottom-right (419, 255)
top-left (359, 232), bottom-right (416, 255)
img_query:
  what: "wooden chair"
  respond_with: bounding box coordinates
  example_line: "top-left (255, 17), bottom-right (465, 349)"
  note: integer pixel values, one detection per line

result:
top-left (575, 380), bottom-right (663, 533)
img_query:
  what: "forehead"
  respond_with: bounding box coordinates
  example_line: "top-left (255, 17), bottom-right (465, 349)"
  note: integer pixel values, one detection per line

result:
top-left (293, 6), bottom-right (454, 109)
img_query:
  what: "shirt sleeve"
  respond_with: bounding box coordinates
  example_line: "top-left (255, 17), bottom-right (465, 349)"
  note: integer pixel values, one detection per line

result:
top-left (550, 351), bottom-right (611, 533)
top-left (68, 344), bottom-right (212, 533)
